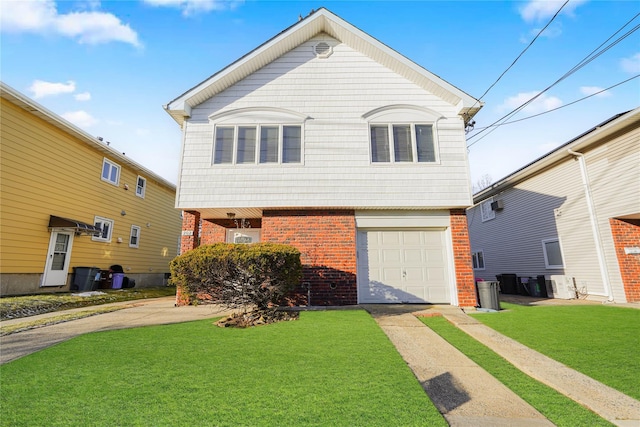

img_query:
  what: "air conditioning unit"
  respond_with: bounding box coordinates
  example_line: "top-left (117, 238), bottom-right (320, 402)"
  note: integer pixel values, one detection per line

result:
top-left (549, 275), bottom-right (576, 299)
top-left (491, 200), bottom-right (504, 211)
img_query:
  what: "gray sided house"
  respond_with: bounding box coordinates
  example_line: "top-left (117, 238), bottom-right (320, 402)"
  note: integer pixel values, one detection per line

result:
top-left (468, 108), bottom-right (640, 303)
top-left (165, 8), bottom-right (483, 307)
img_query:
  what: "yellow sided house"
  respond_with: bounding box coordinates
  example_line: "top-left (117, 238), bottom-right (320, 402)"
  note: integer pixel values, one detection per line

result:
top-left (1, 82), bottom-right (182, 296)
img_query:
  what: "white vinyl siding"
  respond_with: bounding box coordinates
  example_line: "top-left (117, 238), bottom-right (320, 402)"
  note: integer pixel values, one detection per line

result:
top-left (178, 35), bottom-right (472, 210)
top-left (101, 158), bottom-right (120, 185)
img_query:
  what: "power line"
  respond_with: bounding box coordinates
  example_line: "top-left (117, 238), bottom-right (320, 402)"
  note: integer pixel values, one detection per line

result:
top-left (467, 13), bottom-right (640, 148)
top-left (469, 0), bottom-right (570, 112)
top-left (470, 75), bottom-right (639, 132)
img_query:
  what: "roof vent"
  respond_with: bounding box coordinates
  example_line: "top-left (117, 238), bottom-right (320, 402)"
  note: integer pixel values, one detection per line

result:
top-left (313, 42), bottom-right (332, 58)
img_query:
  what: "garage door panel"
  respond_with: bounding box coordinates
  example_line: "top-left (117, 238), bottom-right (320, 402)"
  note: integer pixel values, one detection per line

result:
top-left (357, 229), bottom-right (451, 304)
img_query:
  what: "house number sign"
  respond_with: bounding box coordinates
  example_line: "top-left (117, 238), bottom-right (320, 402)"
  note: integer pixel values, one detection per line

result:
top-left (181, 230), bottom-right (194, 236)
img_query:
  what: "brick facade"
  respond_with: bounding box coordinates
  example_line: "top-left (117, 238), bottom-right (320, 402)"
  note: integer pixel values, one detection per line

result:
top-left (262, 210), bottom-right (357, 305)
top-left (610, 218), bottom-right (640, 303)
top-left (177, 208), bottom-right (476, 307)
top-left (450, 209), bottom-right (478, 307)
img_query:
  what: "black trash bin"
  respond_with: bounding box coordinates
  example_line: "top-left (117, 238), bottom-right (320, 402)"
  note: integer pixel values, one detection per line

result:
top-left (497, 274), bottom-right (518, 294)
top-left (477, 281), bottom-right (501, 311)
top-left (72, 267), bottom-right (101, 291)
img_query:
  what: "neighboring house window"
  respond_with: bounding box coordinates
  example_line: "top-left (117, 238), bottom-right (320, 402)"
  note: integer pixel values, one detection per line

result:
top-left (101, 158), bottom-right (120, 185)
top-left (213, 125), bottom-right (302, 165)
top-left (472, 251), bottom-right (485, 270)
top-left (136, 176), bottom-right (146, 198)
top-left (92, 216), bottom-right (114, 242)
top-left (370, 124), bottom-right (436, 163)
top-left (542, 238), bottom-right (564, 269)
top-left (480, 199), bottom-right (495, 222)
top-left (129, 225), bottom-right (141, 248)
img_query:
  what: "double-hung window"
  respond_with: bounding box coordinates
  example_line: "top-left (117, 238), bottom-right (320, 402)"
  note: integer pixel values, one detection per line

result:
top-left (136, 176), bottom-right (146, 198)
top-left (213, 125), bottom-right (302, 165)
top-left (101, 158), bottom-right (120, 185)
top-left (92, 216), bottom-right (114, 242)
top-left (370, 124), bottom-right (436, 163)
top-left (129, 225), bottom-right (141, 248)
top-left (471, 251), bottom-right (485, 270)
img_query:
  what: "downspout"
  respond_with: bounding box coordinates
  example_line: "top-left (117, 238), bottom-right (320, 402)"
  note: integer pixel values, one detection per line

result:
top-left (567, 149), bottom-right (614, 301)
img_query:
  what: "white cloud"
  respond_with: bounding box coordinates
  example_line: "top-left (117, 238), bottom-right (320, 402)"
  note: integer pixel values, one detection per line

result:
top-left (0, 0), bottom-right (140, 47)
top-left (62, 110), bottom-right (99, 127)
top-left (29, 80), bottom-right (76, 99)
top-left (143, 0), bottom-right (243, 16)
top-left (579, 86), bottom-right (611, 98)
top-left (74, 91), bottom-right (92, 101)
top-left (519, 0), bottom-right (587, 22)
top-left (620, 53), bottom-right (640, 74)
top-left (498, 91), bottom-right (563, 114)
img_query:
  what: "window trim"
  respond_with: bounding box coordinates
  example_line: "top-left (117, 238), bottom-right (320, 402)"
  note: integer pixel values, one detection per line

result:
top-left (471, 250), bottom-right (485, 270)
top-left (368, 123), bottom-right (438, 164)
top-left (542, 238), bottom-right (564, 269)
top-left (135, 176), bottom-right (146, 198)
top-left (92, 216), bottom-right (114, 242)
top-left (212, 124), bottom-right (304, 166)
top-left (480, 198), bottom-right (496, 222)
top-left (129, 225), bottom-right (141, 248)
top-left (101, 158), bottom-right (120, 186)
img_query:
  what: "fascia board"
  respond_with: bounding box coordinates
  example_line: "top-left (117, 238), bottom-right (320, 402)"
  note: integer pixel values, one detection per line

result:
top-left (1, 82), bottom-right (176, 191)
top-left (472, 107), bottom-right (640, 204)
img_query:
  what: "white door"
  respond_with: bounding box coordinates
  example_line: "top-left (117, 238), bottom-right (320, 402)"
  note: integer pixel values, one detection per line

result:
top-left (42, 231), bottom-right (74, 287)
top-left (357, 229), bottom-right (450, 303)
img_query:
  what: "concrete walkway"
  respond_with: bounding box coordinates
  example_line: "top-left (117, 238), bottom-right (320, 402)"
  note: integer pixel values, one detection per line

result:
top-left (364, 303), bottom-right (640, 427)
top-left (2, 296), bottom-right (639, 426)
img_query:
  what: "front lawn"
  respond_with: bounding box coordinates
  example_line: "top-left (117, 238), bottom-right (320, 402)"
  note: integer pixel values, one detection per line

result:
top-left (1, 310), bottom-right (446, 427)
top-left (469, 303), bottom-right (640, 400)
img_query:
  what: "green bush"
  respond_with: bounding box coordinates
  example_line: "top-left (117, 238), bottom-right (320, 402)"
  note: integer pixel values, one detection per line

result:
top-left (170, 243), bottom-right (302, 310)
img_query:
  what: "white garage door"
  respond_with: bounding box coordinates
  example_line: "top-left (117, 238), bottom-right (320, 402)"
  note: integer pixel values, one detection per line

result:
top-left (357, 229), bottom-right (450, 303)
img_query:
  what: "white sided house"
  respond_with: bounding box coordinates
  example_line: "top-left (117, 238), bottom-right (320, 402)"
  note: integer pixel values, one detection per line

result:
top-left (165, 9), bottom-right (482, 306)
top-left (468, 108), bottom-right (640, 303)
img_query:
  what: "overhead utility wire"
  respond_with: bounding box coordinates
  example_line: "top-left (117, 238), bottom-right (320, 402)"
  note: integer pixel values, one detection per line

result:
top-left (470, 75), bottom-right (639, 131)
top-left (467, 14), bottom-right (640, 148)
top-left (468, 0), bottom-right (569, 113)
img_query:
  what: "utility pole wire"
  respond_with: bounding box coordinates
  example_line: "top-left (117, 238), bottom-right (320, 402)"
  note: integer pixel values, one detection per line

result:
top-left (470, 75), bottom-right (639, 132)
top-left (469, 0), bottom-right (570, 113)
top-left (467, 13), bottom-right (640, 148)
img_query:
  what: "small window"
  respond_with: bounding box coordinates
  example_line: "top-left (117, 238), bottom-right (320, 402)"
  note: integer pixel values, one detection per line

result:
top-left (101, 158), bottom-right (120, 185)
top-left (92, 216), bottom-right (114, 242)
top-left (129, 225), bottom-right (141, 248)
top-left (260, 126), bottom-right (279, 163)
top-left (214, 127), bottom-right (234, 164)
top-left (481, 199), bottom-right (495, 222)
top-left (472, 251), bottom-right (485, 270)
top-left (542, 238), bottom-right (564, 269)
top-left (282, 126), bottom-right (301, 163)
top-left (136, 176), bottom-right (146, 198)
top-left (370, 124), bottom-right (436, 163)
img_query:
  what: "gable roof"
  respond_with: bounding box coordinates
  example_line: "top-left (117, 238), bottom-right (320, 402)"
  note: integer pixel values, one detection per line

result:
top-left (473, 107), bottom-right (640, 204)
top-left (164, 8), bottom-right (482, 126)
top-left (1, 81), bottom-right (176, 191)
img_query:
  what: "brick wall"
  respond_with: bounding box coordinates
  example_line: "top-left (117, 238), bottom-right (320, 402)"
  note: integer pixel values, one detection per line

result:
top-left (450, 209), bottom-right (478, 307)
top-left (610, 218), bottom-right (640, 303)
top-left (262, 209), bottom-right (357, 305)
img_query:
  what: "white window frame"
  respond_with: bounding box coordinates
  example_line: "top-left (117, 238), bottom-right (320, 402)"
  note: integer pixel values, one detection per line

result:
top-left (129, 225), bottom-right (141, 248)
top-left (212, 124), bottom-right (303, 165)
top-left (542, 238), bottom-right (564, 269)
top-left (480, 198), bottom-right (495, 222)
top-left (136, 176), bottom-right (146, 198)
top-left (101, 158), bottom-right (120, 186)
top-left (471, 251), bottom-right (485, 270)
top-left (368, 123), bottom-right (438, 164)
top-left (92, 216), bottom-right (114, 242)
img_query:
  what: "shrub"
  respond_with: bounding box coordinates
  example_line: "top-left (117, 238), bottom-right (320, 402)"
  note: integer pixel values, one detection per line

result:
top-left (170, 243), bottom-right (302, 311)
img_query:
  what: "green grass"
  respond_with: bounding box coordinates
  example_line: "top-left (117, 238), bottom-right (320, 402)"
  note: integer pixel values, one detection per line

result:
top-left (420, 316), bottom-right (613, 426)
top-left (0, 286), bottom-right (176, 320)
top-left (470, 303), bottom-right (640, 400)
top-left (1, 310), bottom-right (446, 427)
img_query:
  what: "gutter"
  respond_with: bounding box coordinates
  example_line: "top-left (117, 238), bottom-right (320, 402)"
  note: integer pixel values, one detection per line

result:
top-left (566, 149), bottom-right (614, 302)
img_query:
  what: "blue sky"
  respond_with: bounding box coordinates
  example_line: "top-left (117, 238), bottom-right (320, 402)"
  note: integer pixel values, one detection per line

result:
top-left (2, 0), bottom-right (638, 187)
